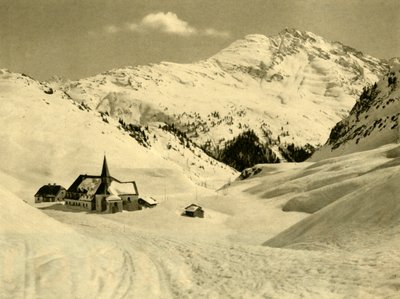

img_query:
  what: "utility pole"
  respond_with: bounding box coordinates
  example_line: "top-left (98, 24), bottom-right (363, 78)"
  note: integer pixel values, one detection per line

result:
top-left (397, 122), bottom-right (400, 144)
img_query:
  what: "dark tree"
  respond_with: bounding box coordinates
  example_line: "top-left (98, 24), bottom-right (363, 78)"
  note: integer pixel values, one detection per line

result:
top-left (220, 130), bottom-right (279, 171)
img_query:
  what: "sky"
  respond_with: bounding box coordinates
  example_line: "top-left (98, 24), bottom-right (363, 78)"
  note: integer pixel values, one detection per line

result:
top-left (0, 0), bottom-right (399, 81)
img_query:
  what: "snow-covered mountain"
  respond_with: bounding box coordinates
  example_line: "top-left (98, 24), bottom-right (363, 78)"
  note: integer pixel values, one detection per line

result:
top-left (312, 63), bottom-right (400, 160)
top-left (55, 28), bottom-right (388, 166)
top-left (0, 69), bottom-right (236, 202)
top-left (2, 29), bottom-right (400, 298)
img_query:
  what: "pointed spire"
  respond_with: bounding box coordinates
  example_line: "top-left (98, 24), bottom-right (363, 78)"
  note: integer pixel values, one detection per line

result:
top-left (101, 155), bottom-right (111, 178)
top-left (101, 155), bottom-right (112, 195)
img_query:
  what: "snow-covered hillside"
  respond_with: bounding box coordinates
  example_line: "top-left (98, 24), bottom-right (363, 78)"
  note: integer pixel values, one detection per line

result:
top-left (0, 68), bottom-right (236, 202)
top-left (0, 186), bottom-right (136, 299)
top-left (2, 28), bottom-right (400, 298)
top-left (55, 29), bottom-right (388, 164)
top-left (10, 143), bottom-right (399, 298)
top-left (263, 144), bottom-right (400, 251)
top-left (311, 63), bottom-right (400, 160)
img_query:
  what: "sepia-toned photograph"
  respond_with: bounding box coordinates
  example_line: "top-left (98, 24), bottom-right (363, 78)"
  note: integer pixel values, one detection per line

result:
top-left (0, 0), bottom-right (399, 298)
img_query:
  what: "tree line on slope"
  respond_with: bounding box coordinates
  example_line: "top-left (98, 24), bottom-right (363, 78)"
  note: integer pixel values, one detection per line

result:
top-left (200, 130), bottom-right (316, 171)
top-left (219, 130), bottom-right (280, 171)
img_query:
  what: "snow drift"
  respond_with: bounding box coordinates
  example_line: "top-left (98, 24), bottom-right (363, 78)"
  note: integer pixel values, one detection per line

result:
top-left (0, 185), bottom-right (135, 299)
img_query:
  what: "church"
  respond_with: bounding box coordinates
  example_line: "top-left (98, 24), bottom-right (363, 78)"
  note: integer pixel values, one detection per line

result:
top-left (64, 156), bottom-right (140, 213)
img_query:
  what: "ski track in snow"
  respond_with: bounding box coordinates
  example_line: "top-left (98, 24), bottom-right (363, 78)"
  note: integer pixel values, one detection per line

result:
top-left (40, 206), bottom-right (400, 299)
top-left (2, 143), bottom-right (400, 298)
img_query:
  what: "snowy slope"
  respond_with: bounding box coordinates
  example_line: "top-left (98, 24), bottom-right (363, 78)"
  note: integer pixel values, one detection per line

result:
top-left (0, 183), bottom-right (137, 299)
top-left (220, 143), bottom-right (400, 250)
top-left (56, 29), bottom-right (388, 160)
top-left (263, 144), bottom-right (400, 251)
top-left (2, 29), bottom-right (400, 298)
top-left (34, 143), bottom-right (400, 298)
top-left (0, 68), bottom-right (236, 202)
top-left (311, 64), bottom-right (400, 160)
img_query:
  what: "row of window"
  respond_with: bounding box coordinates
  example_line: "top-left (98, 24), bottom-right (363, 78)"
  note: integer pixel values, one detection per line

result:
top-left (66, 192), bottom-right (81, 199)
top-left (65, 201), bottom-right (90, 208)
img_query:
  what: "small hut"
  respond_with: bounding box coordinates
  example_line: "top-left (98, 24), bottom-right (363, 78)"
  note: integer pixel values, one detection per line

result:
top-left (138, 197), bottom-right (158, 208)
top-left (34, 184), bottom-right (66, 203)
top-left (184, 204), bottom-right (204, 218)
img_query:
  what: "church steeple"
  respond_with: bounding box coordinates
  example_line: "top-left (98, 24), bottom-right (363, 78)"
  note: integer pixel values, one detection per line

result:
top-left (101, 155), bottom-right (111, 194)
top-left (101, 155), bottom-right (111, 178)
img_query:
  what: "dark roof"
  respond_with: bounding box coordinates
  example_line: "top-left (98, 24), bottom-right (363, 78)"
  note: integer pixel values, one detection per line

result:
top-left (35, 185), bottom-right (65, 197)
top-left (96, 181), bottom-right (111, 195)
top-left (67, 175), bottom-right (101, 192)
top-left (185, 204), bottom-right (203, 212)
top-left (67, 156), bottom-right (138, 196)
top-left (67, 174), bottom-right (137, 194)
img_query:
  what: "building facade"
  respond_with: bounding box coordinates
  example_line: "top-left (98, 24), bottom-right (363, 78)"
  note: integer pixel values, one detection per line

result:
top-left (34, 184), bottom-right (66, 203)
top-left (64, 156), bottom-right (139, 213)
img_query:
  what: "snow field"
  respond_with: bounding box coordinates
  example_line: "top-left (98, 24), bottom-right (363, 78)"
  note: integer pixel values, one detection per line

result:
top-left (20, 143), bottom-right (397, 298)
top-left (0, 29), bottom-right (398, 298)
top-left (3, 138), bottom-right (400, 298)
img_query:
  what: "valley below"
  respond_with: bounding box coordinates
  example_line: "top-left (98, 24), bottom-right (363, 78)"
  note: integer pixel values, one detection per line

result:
top-left (2, 143), bottom-right (400, 298)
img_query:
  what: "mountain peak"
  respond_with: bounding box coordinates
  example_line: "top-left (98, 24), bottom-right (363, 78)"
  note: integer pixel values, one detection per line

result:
top-left (279, 27), bottom-right (313, 37)
top-left (54, 29), bottom-right (389, 167)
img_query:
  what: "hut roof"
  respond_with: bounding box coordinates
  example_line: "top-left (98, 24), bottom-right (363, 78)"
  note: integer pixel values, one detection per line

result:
top-left (140, 197), bottom-right (158, 205)
top-left (35, 185), bottom-right (65, 197)
top-left (185, 204), bottom-right (203, 212)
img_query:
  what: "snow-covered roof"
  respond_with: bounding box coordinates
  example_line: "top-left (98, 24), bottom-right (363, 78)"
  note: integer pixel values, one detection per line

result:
top-left (78, 178), bottom-right (101, 195)
top-left (185, 204), bottom-right (202, 212)
top-left (109, 181), bottom-right (138, 196)
top-left (106, 195), bottom-right (121, 201)
top-left (140, 197), bottom-right (158, 205)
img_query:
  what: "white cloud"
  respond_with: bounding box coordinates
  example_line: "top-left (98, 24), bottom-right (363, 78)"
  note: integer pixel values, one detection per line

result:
top-left (138, 12), bottom-right (197, 36)
top-left (203, 28), bottom-right (230, 38)
top-left (102, 12), bottom-right (230, 38)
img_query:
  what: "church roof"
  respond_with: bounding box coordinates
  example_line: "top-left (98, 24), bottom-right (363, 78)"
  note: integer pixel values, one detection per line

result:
top-left (67, 175), bottom-right (102, 193)
top-left (66, 156), bottom-right (138, 198)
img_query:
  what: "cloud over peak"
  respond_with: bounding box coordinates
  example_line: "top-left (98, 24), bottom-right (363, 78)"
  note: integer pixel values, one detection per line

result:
top-left (139, 12), bottom-right (196, 36)
top-left (103, 12), bottom-right (230, 38)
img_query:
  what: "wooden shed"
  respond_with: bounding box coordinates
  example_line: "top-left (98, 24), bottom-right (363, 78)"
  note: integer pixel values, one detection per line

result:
top-left (138, 197), bottom-right (158, 208)
top-left (184, 204), bottom-right (204, 218)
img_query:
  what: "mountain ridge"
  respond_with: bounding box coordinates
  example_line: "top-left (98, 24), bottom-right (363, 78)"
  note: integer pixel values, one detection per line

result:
top-left (51, 29), bottom-right (389, 168)
top-left (311, 63), bottom-right (400, 160)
